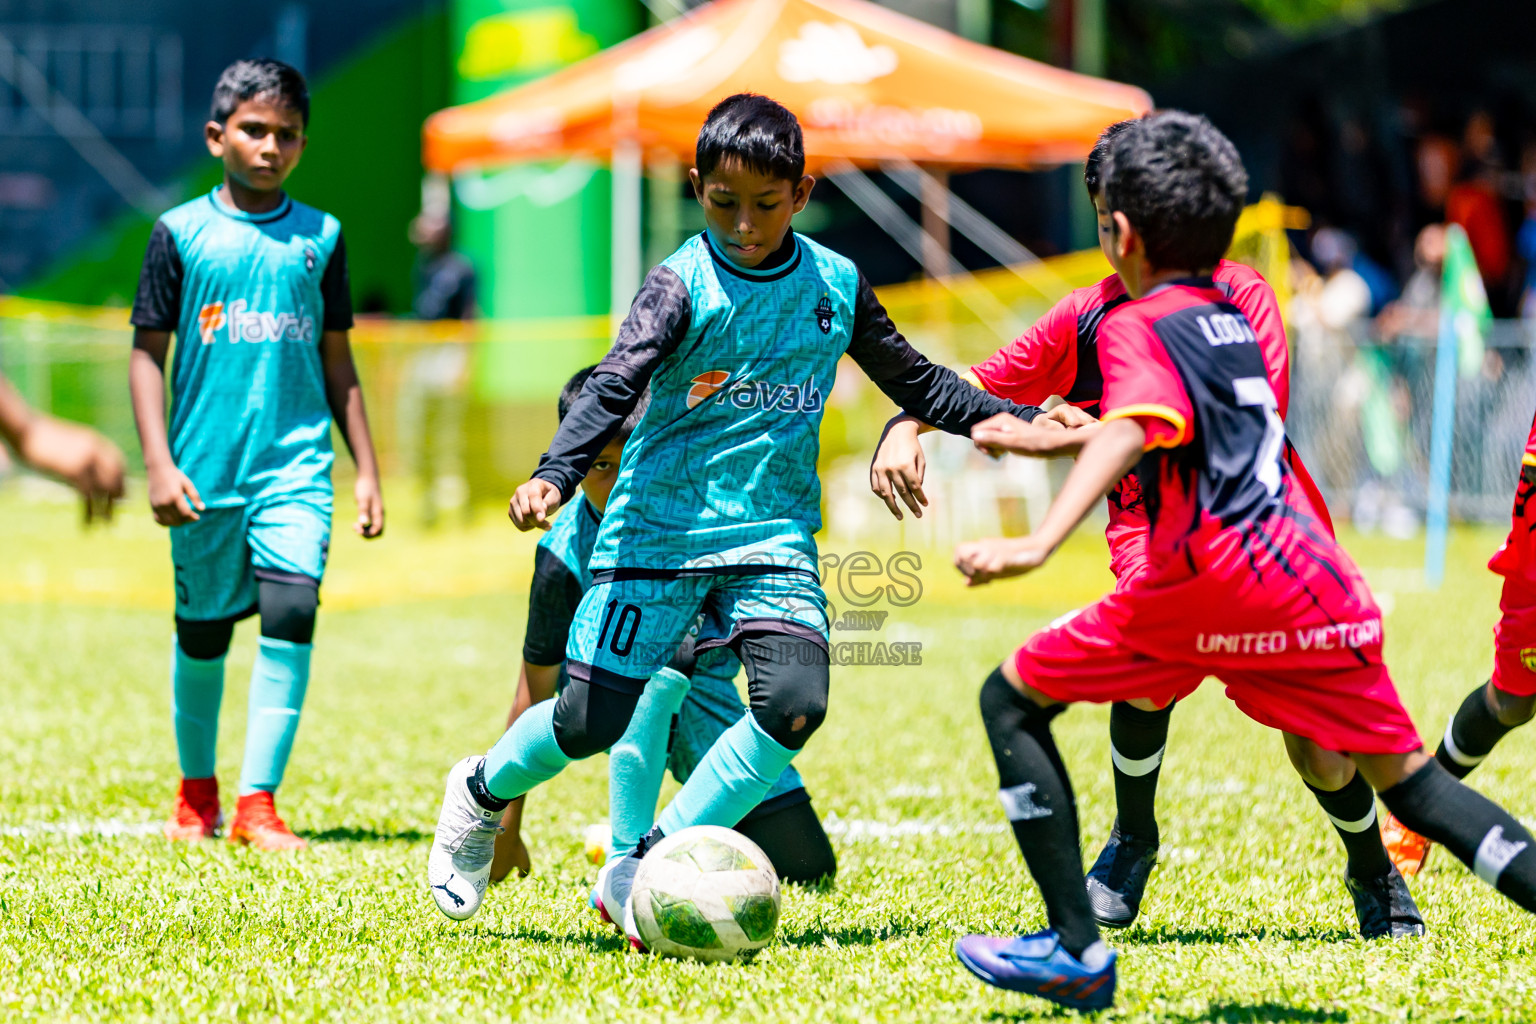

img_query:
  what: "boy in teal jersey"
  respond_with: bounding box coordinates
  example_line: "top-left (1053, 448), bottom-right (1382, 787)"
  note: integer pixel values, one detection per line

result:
top-left (488, 367), bottom-right (836, 892)
top-left (129, 60), bottom-right (383, 851)
top-left (428, 93), bottom-right (1055, 926)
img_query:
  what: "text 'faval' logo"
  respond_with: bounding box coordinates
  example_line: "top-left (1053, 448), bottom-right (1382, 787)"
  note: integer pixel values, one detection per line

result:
top-left (198, 302), bottom-right (226, 343)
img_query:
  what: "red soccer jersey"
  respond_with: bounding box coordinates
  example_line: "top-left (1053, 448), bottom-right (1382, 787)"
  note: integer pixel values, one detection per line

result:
top-left (1098, 279), bottom-right (1328, 568)
top-left (968, 260), bottom-right (1319, 579)
top-left (1489, 410), bottom-right (1536, 588)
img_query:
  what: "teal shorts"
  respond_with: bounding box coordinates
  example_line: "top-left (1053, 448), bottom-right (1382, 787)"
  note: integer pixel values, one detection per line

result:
top-left (566, 569), bottom-right (829, 692)
top-left (170, 498), bottom-right (331, 621)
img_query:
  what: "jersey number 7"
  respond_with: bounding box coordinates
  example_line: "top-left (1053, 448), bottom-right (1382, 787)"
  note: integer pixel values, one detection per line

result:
top-left (1234, 376), bottom-right (1283, 497)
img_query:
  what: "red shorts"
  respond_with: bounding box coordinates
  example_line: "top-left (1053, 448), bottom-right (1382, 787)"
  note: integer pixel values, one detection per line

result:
top-left (1105, 506), bottom-right (1151, 588)
top-left (1492, 577), bottom-right (1536, 697)
top-left (1015, 513), bottom-right (1423, 755)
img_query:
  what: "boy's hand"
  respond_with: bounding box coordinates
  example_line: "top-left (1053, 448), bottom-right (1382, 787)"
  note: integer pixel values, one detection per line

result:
top-left (954, 535), bottom-right (1052, 586)
top-left (870, 418), bottom-right (927, 520)
top-left (1044, 404), bottom-right (1099, 428)
top-left (491, 818), bottom-right (532, 882)
top-left (354, 473), bottom-right (384, 538)
top-left (509, 479), bottom-right (562, 531)
top-left (972, 412), bottom-right (1096, 458)
top-left (146, 461), bottom-right (204, 526)
top-left (21, 417), bottom-right (126, 524)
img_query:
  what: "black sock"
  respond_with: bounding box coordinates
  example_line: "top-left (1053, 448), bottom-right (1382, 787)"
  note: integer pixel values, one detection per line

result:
top-left (468, 760), bottom-right (511, 813)
top-left (635, 825), bottom-right (665, 858)
top-left (1108, 701), bottom-right (1173, 845)
top-left (1436, 683), bottom-right (1514, 780)
top-left (1306, 773), bottom-right (1391, 879)
top-left (979, 668), bottom-right (1100, 959)
top-left (736, 797), bottom-right (837, 885)
top-left (1379, 760), bottom-right (1536, 912)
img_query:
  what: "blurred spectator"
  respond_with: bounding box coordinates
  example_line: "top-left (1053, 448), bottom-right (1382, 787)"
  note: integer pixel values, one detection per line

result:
top-left (1446, 145), bottom-right (1512, 303)
top-left (1376, 224), bottom-right (1445, 340)
top-left (403, 211), bottom-right (476, 526)
top-left (1305, 228), bottom-right (1373, 328)
top-left (410, 213), bottom-right (477, 321)
top-left (1519, 143), bottom-right (1536, 319)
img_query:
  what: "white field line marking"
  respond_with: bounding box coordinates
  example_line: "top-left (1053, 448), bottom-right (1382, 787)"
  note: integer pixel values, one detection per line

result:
top-left (822, 813), bottom-right (1007, 842)
top-left (0, 820), bottom-right (161, 838)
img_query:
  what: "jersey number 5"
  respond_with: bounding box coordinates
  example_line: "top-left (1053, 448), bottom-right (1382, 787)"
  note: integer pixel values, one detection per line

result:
top-left (1234, 376), bottom-right (1283, 497)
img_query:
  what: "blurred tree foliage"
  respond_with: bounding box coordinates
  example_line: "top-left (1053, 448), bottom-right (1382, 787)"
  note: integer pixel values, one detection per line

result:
top-left (992, 0), bottom-right (1416, 83)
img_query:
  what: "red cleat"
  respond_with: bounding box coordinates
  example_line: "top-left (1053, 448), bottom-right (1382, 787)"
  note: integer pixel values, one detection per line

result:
top-left (227, 792), bottom-right (308, 851)
top-left (163, 777), bottom-right (222, 842)
top-left (1382, 811), bottom-right (1433, 877)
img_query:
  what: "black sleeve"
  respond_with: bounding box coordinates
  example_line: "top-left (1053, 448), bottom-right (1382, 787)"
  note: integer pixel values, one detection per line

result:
top-left (845, 270), bottom-right (1040, 433)
top-left (531, 265), bottom-right (691, 501)
top-left (129, 221), bottom-right (183, 331)
top-left (320, 232), bottom-right (354, 331)
top-left (521, 546), bottom-right (584, 664)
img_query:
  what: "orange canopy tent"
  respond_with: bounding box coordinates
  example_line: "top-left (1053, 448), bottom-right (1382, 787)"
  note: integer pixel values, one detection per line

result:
top-left (423, 0), bottom-right (1152, 174)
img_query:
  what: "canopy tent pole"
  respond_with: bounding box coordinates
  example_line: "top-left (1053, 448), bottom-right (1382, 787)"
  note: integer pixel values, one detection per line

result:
top-left (646, 152), bottom-right (683, 271)
top-left (920, 169), bottom-right (951, 280)
top-left (825, 160), bottom-right (1022, 339)
top-left (611, 138), bottom-right (644, 332)
top-left (883, 157), bottom-right (1071, 293)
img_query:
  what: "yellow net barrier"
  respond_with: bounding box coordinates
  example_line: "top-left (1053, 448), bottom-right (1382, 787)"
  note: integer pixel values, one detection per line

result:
top-left (0, 199), bottom-right (1300, 515)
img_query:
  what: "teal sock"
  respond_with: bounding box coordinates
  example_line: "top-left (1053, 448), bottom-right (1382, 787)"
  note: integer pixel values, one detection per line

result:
top-left (172, 641), bottom-right (225, 779)
top-left (609, 668), bottom-right (693, 854)
top-left (484, 699), bottom-right (573, 801)
top-left (655, 714), bottom-right (796, 835)
top-left (238, 638), bottom-right (311, 795)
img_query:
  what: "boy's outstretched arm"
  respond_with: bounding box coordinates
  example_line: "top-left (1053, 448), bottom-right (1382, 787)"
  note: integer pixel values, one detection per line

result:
top-left (844, 271), bottom-right (1055, 436)
top-left (321, 330), bottom-right (383, 538)
top-left (510, 266), bottom-right (690, 531)
top-left (130, 328), bottom-right (205, 526)
top-left (955, 416), bottom-right (1145, 586)
top-left (0, 370), bottom-right (125, 521)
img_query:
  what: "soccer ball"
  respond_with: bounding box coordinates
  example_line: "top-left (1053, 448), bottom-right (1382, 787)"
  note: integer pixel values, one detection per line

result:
top-left (629, 825), bottom-right (780, 962)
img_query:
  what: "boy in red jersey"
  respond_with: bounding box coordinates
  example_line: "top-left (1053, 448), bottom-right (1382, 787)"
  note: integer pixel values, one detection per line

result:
top-left (873, 121), bottom-right (1414, 939)
top-left (1382, 409), bottom-right (1536, 875)
top-left (949, 111), bottom-right (1536, 1013)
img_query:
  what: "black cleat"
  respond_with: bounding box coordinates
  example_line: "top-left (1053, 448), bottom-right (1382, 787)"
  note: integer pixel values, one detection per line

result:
top-left (1085, 830), bottom-right (1159, 929)
top-left (1346, 865), bottom-right (1425, 939)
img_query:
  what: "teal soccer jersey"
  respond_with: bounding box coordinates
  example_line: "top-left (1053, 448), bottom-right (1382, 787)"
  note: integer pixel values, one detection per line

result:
top-left (534, 231), bottom-right (1033, 577)
top-left (522, 492), bottom-right (809, 811)
top-left (131, 187), bottom-right (353, 507)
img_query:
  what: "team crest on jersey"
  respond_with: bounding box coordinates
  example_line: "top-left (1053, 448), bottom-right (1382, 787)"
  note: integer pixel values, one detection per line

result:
top-left (197, 302), bottom-right (226, 343)
top-left (814, 295), bottom-right (834, 334)
top-left (197, 299), bottom-right (315, 343)
top-left (1521, 648), bottom-right (1536, 673)
top-left (304, 246), bottom-right (317, 271)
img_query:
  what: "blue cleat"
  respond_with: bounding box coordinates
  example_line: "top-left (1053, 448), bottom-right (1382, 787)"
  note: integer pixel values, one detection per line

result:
top-left (955, 929), bottom-right (1117, 1012)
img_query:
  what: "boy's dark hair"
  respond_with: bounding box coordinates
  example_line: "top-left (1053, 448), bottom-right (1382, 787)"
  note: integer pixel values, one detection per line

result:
top-left (1102, 110), bottom-right (1248, 271)
top-left (210, 59), bottom-right (310, 127)
top-left (695, 93), bottom-right (804, 182)
top-left (559, 366), bottom-right (650, 440)
top-left (1083, 119), bottom-right (1140, 199)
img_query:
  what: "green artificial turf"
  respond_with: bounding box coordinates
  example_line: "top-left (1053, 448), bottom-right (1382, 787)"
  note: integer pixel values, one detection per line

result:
top-left (2, 487), bottom-right (1534, 1021)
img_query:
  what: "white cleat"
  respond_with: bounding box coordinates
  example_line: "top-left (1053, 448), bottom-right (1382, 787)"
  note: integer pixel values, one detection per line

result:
top-left (592, 849), bottom-right (641, 929)
top-left (427, 756), bottom-right (504, 921)
top-left (623, 891), bottom-right (647, 953)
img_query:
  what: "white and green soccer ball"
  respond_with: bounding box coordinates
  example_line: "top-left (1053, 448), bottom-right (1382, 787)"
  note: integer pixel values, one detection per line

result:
top-left (629, 825), bottom-right (780, 962)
